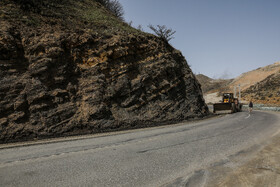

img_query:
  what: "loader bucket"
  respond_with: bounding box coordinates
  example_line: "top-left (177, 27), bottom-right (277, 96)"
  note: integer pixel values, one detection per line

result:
top-left (213, 103), bottom-right (233, 113)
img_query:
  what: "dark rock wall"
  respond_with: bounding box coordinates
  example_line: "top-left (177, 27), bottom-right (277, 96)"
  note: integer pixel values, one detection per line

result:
top-left (0, 20), bottom-right (208, 142)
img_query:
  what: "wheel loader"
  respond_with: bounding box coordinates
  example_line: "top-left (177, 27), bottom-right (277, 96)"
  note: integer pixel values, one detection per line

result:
top-left (213, 93), bottom-right (242, 113)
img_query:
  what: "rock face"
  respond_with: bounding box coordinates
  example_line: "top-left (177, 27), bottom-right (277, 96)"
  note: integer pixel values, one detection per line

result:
top-left (0, 0), bottom-right (209, 142)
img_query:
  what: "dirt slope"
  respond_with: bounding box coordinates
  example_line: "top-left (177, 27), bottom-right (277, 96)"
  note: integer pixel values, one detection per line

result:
top-left (209, 133), bottom-right (280, 187)
top-left (242, 71), bottom-right (280, 105)
top-left (199, 62), bottom-right (280, 105)
top-left (195, 74), bottom-right (232, 94)
top-left (213, 62), bottom-right (280, 95)
top-left (230, 62), bottom-right (280, 91)
top-left (0, 0), bottom-right (209, 143)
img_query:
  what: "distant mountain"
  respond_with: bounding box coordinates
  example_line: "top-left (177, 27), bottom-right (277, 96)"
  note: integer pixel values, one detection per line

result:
top-left (229, 62), bottom-right (280, 92)
top-left (195, 74), bottom-right (232, 94)
top-left (198, 62), bottom-right (280, 105)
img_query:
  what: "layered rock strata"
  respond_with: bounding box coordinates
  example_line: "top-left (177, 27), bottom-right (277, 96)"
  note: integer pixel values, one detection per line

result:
top-left (0, 0), bottom-right (209, 142)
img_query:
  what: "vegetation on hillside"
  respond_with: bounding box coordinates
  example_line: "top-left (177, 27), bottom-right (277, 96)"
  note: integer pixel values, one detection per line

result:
top-left (1, 0), bottom-right (138, 35)
top-left (148, 24), bottom-right (176, 42)
top-left (96, 0), bottom-right (124, 20)
top-left (13, 0), bottom-right (124, 20)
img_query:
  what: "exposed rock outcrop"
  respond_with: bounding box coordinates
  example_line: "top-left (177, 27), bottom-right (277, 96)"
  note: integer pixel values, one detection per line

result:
top-left (0, 0), bottom-right (209, 143)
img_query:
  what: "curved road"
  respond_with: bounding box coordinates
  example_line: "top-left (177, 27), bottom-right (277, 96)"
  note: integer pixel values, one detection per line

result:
top-left (0, 111), bottom-right (280, 186)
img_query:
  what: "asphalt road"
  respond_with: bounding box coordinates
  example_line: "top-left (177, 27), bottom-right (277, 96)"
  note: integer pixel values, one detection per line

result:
top-left (0, 111), bottom-right (280, 187)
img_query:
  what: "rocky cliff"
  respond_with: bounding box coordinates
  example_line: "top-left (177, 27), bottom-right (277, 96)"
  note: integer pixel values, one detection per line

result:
top-left (0, 0), bottom-right (209, 143)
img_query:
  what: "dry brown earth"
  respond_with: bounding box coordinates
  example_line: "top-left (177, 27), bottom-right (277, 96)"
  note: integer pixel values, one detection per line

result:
top-left (208, 133), bottom-right (280, 187)
top-left (229, 62), bottom-right (280, 92)
top-left (196, 74), bottom-right (232, 94)
top-left (199, 62), bottom-right (280, 105)
top-left (243, 71), bottom-right (280, 105)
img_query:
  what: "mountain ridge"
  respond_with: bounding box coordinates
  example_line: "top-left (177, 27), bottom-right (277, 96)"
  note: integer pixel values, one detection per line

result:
top-left (197, 62), bottom-right (280, 105)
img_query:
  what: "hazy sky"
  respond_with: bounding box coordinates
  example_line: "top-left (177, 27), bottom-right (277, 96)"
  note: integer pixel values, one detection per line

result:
top-left (119, 0), bottom-right (280, 78)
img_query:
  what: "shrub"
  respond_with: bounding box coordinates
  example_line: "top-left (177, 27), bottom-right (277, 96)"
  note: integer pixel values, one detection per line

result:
top-left (148, 24), bottom-right (176, 42)
top-left (137, 25), bottom-right (143, 31)
top-left (96, 0), bottom-right (124, 21)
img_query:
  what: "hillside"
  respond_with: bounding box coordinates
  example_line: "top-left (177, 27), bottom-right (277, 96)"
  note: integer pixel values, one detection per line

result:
top-left (199, 62), bottom-right (280, 105)
top-left (215, 62), bottom-right (280, 95)
top-left (228, 62), bottom-right (280, 92)
top-left (242, 71), bottom-right (280, 105)
top-left (0, 0), bottom-right (209, 142)
top-left (196, 74), bottom-right (232, 94)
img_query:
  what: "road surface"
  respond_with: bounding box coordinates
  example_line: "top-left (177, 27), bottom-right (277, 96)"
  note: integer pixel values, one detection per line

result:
top-left (0, 111), bottom-right (280, 186)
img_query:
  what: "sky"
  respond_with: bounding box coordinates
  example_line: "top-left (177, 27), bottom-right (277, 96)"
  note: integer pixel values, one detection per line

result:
top-left (118, 0), bottom-right (280, 79)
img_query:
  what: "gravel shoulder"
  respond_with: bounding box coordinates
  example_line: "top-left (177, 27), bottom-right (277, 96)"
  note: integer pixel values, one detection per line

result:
top-left (208, 131), bottom-right (280, 187)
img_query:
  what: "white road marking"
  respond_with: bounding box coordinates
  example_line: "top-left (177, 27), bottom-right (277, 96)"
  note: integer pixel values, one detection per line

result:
top-left (245, 114), bottom-right (251, 119)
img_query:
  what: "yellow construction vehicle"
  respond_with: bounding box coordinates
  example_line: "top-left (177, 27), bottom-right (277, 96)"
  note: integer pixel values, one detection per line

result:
top-left (213, 93), bottom-right (242, 113)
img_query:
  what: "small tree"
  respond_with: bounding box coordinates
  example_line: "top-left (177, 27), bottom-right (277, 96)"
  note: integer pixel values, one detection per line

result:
top-left (128, 20), bottom-right (133, 26)
top-left (108, 0), bottom-right (124, 20)
top-left (96, 0), bottom-right (109, 6)
top-left (97, 0), bottom-right (124, 21)
top-left (148, 24), bottom-right (176, 42)
top-left (137, 25), bottom-right (143, 31)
